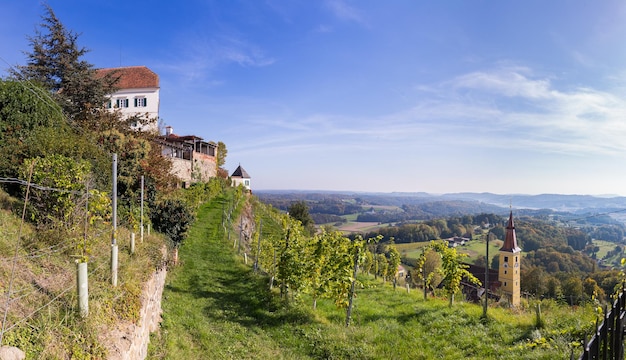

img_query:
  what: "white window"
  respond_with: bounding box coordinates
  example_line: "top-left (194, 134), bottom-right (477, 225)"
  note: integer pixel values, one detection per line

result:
top-left (134, 97), bottom-right (147, 107)
top-left (116, 98), bottom-right (129, 108)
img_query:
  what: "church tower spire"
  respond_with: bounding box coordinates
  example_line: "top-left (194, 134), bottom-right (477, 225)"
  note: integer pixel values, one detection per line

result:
top-left (498, 211), bottom-right (521, 307)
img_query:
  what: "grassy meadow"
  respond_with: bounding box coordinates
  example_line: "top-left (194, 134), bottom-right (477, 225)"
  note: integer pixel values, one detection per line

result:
top-left (149, 196), bottom-right (598, 360)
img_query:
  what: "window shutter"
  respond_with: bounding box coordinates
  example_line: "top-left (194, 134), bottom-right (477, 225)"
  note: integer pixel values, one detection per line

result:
top-left (134, 98), bottom-right (137, 107)
top-left (144, 98), bottom-right (147, 106)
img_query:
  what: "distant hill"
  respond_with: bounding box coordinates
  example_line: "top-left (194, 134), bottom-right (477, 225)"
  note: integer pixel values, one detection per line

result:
top-left (256, 190), bottom-right (626, 213)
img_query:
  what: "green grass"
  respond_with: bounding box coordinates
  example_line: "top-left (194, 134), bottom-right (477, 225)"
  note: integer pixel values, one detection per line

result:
top-left (592, 238), bottom-right (621, 262)
top-left (149, 195), bottom-right (598, 359)
top-left (457, 238), bottom-right (505, 263)
top-left (396, 242), bottom-right (430, 260)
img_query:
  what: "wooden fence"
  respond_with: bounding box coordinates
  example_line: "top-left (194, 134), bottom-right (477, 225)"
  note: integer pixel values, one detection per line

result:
top-left (575, 287), bottom-right (626, 360)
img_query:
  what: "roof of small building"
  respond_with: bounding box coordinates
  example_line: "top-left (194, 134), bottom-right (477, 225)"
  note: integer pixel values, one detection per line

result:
top-left (96, 66), bottom-right (159, 89)
top-left (500, 211), bottom-right (522, 253)
top-left (231, 165), bottom-right (250, 178)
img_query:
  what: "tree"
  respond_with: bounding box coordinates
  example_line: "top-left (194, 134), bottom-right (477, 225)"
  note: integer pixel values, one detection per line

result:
top-left (288, 200), bottom-right (315, 235)
top-left (21, 155), bottom-right (91, 228)
top-left (11, 4), bottom-right (117, 122)
top-left (376, 253), bottom-right (389, 283)
top-left (521, 266), bottom-right (547, 297)
top-left (561, 276), bottom-right (583, 305)
top-left (305, 230), bottom-right (353, 310)
top-left (545, 276), bottom-right (562, 299)
top-left (0, 80), bottom-right (64, 180)
top-left (150, 199), bottom-right (194, 248)
top-left (385, 243), bottom-right (401, 283)
top-left (417, 241), bottom-right (481, 306)
top-left (216, 141), bottom-right (228, 168)
top-left (276, 216), bottom-right (308, 301)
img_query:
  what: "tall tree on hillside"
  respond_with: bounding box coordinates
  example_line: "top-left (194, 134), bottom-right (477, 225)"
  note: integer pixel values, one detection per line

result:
top-left (288, 200), bottom-right (315, 235)
top-left (0, 80), bottom-right (63, 178)
top-left (216, 141), bottom-right (229, 178)
top-left (11, 4), bottom-right (117, 122)
top-left (216, 141), bottom-right (228, 168)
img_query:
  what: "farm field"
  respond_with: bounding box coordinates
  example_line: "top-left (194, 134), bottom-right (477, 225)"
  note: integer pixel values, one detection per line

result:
top-left (395, 238), bottom-right (505, 265)
top-left (592, 238), bottom-right (623, 267)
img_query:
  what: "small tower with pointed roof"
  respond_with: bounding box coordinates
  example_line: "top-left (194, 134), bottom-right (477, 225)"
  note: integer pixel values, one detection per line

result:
top-left (231, 164), bottom-right (251, 191)
top-left (498, 211), bottom-right (521, 307)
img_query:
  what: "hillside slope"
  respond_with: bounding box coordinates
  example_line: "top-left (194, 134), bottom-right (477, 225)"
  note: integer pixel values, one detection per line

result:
top-left (149, 193), bottom-right (599, 360)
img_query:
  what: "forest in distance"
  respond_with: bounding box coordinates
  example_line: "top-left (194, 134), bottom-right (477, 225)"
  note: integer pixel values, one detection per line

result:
top-left (256, 190), bottom-right (626, 304)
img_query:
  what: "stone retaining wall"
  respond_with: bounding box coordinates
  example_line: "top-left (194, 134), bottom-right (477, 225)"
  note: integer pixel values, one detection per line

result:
top-left (107, 267), bottom-right (167, 360)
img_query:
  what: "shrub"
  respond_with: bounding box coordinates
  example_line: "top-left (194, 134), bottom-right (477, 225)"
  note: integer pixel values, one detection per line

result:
top-left (150, 199), bottom-right (194, 247)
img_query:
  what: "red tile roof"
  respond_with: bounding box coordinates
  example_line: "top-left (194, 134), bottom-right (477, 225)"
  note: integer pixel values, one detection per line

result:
top-left (500, 211), bottom-right (522, 253)
top-left (96, 66), bottom-right (159, 89)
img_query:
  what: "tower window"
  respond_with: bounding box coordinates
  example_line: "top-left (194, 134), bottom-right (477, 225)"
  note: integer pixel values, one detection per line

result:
top-left (504, 282), bottom-right (507, 287)
top-left (504, 270), bottom-right (507, 275)
top-left (504, 256), bottom-right (509, 262)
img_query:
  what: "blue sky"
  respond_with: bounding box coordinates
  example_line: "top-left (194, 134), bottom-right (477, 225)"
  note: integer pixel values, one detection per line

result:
top-left (3, 1), bottom-right (626, 196)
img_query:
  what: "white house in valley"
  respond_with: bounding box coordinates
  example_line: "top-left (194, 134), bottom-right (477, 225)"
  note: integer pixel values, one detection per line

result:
top-left (157, 126), bottom-right (218, 187)
top-left (96, 66), bottom-right (160, 132)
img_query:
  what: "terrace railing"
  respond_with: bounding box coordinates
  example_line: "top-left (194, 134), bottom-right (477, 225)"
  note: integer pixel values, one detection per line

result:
top-left (575, 286), bottom-right (626, 360)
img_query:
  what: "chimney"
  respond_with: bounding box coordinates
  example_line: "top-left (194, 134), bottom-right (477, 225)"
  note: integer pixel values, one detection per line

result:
top-left (165, 126), bottom-right (173, 136)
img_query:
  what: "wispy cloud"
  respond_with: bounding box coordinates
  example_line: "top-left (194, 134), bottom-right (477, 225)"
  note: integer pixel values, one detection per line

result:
top-left (231, 65), bottom-right (626, 161)
top-left (164, 34), bottom-right (274, 84)
top-left (324, 0), bottom-right (366, 25)
top-left (434, 67), bottom-right (626, 156)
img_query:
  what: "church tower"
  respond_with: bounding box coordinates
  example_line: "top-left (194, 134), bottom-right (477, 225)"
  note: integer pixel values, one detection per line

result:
top-left (498, 211), bottom-right (521, 307)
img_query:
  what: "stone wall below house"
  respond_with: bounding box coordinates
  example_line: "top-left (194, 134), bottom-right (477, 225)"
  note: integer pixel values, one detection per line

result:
top-left (193, 153), bottom-right (216, 182)
top-left (170, 157), bottom-right (192, 184)
top-left (106, 266), bottom-right (167, 360)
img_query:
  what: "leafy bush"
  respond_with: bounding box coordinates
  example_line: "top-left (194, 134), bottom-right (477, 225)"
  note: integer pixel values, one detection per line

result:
top-left (21, 155), bottom-right (90, 228)
top-left (150, 199), bottom-right (194, 247)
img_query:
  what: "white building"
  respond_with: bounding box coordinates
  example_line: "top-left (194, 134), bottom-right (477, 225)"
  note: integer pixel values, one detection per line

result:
top-left (231, 165), bottom-right (251, 191)
top-left (96, 66), bottom-right (160, 132)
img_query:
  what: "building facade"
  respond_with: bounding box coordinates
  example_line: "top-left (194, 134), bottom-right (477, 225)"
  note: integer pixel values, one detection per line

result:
top-left (96, 66), bottom-right (160, 132)
top-left (231, 165), bottom-right (251, 191)
top-left (157, 126), bottom-right (217, 187)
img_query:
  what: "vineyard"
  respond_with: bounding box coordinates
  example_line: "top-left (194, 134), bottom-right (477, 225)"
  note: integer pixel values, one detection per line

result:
top-left (0, 185), bottom-right (167, 358)
top-left (149, 191), bottom-right (600, 359)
